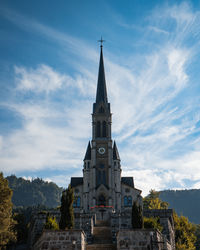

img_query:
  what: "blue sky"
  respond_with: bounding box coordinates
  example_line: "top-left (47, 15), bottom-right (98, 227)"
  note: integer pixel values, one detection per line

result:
top-left (0, 0), bottom-right (200, 195)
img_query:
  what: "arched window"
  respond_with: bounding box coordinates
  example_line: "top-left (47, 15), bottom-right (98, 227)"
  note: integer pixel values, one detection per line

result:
top-left (98, 106), bottom-right (105, 113)
top-left (96, 164), bottom-right (106, 186)
top-left (124, 196), bottom-right (128, 206)
top-left (102, 121), bottom-right (107, 137)
top-left (127, 196), bottom-right (132, 207)
top-left (96, 121), bottom-right (101, 137)
top-left (73, 196), bottom-right (81, 208)
top-left (77, 197), bottom-right (81, 207)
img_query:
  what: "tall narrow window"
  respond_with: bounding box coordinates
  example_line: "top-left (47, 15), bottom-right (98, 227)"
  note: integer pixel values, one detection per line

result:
top-left (124, 196), bottom-right (128, 206)
top-left (102, 171), bottom-right (106, 185)
top-left (127, 196), bottom-right (132, 207)
top-left (102, 121), bottom-right (106, 137)
top-left (77, 197), bottom-right (81, 207)
top-left (97, 121), bottom-right (101, 137)
top-left (73, 196), bottom-right (81, 208)
top-left (98, 106), bottom-right (105, 113)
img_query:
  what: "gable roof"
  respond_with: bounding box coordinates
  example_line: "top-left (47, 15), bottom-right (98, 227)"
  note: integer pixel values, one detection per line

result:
top-left (71, 177), bottom-right (83, 188)
top-left (121, 177), bottom-right (134, 188)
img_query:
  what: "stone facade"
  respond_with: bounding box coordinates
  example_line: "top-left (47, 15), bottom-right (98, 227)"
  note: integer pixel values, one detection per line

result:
top-left (117, 229), bottom-right (172, 250)
top-left (33, 230), bottom-right (86, 250)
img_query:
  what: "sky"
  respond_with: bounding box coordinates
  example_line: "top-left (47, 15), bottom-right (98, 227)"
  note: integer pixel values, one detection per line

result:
top-left (0, 0), bottom-right (200, 196)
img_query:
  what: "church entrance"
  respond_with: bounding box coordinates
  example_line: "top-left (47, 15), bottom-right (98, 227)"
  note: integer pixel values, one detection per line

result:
top-left (98, 194), bottom-right (106, 206)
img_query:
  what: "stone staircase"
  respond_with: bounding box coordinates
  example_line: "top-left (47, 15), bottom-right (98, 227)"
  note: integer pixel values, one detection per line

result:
top-left (86, 220), bottom-right (116, 250)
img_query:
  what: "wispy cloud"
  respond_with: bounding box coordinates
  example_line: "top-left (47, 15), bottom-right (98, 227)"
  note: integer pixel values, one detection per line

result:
top-left (15, 65), bottom-right (67, 93)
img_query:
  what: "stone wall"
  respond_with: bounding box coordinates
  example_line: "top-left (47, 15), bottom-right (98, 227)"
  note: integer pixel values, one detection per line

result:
top-left (74, 212), bottom-right (94, 243)
top-left (143, 209), bottom-right (175, 249)
top-left (28, 210), bottom-right (60, 248)
top-left (117, 229), bottom-right (172, 250)
top-left (33, 230), bottom-right (86, 250)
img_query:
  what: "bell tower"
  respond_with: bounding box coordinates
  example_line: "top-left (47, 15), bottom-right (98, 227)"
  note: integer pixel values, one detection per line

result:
top-left (82, 40), bottom-right (122, 212)
top-left (91, 41), bottom-right (113, 204)
top-left (72, 40), bottom-right (142, 217)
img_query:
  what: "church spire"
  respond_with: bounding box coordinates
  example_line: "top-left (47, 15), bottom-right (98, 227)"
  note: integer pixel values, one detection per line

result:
top-left (84, 141), bottom-right (91, 160)
top-left (95, 41), bottom-right (108, 104)
top-left (113, 141), bottom-right (120, 160)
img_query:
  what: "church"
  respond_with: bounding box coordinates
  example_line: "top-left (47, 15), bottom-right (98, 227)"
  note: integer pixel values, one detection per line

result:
top-left (32, 42), bottom-right (175, 250)
top-left (70, 42), bottom-right (142, 219)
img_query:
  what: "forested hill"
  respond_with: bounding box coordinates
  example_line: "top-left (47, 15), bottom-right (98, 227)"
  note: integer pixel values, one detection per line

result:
top-left (160, 189), bottom-right (200, 224)
top-left (6, 175), bottom-right (63, 208)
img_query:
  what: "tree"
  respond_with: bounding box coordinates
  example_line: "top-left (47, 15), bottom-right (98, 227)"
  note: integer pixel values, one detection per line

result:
top-left (59, 184), bottom-right (74, 230)
top-left (44, 213), bottom-right (59, 230)
top-left (173, 211), bottom-right (196, 250)
top-left (13, 212), bottom-right (28, 244)
top-left (132, 202), bottom-right (143, 229)
top-left (0, 172), bottom-right (16, 248)
top-left (143, 189), bottom-right (169, 210)
top-left (195, 224), bottom-right (200, 250)
top-left (143, 217), bottom-right (163, 232)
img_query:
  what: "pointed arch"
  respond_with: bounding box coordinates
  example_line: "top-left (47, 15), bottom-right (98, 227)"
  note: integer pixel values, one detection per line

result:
top-left (102, 121), bottom-right (107, 137)
top-left (96, 121), bottom-right (101, 137)
top-left (98, 106), bottom-right (105, 113)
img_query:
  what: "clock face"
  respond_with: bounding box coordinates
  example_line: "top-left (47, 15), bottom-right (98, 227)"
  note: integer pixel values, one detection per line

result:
top-left (98, 147), bottom-right (105, 154)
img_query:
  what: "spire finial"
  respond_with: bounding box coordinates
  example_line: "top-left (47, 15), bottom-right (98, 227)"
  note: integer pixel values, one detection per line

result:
top-left (98, 36), bottom-right (105, 48)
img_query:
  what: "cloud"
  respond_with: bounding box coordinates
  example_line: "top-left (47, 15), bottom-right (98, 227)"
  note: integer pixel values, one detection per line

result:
top-left (167, 48), bottom-right (189, 84)
top-left (15, 65), bottom-right (68, 93)
top-left (148, 26), bottom-right (169, 35)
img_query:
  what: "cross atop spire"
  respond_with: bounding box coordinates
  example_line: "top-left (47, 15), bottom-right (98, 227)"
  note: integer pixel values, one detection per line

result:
top-left (98, 36), bottom-right (105, 48)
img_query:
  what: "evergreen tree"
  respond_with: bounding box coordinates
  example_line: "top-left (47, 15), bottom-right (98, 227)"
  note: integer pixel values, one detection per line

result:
top-left (13, 212), bottom-right (28, 244)
top-left (0, 172), bottom-right (16, 248)
top-left (132, 202), bottom-right (144, 229)
top-left (59, 184), bottom-right (74, 230)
